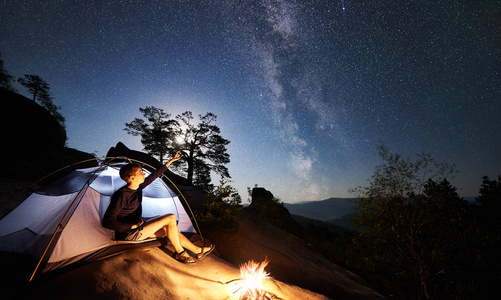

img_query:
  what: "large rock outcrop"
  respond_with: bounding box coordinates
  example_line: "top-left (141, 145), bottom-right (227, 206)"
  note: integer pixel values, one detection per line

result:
top-left (247, 187), bottom-right (301, 236)
top-left (1, 87), bottom-right (96, 182)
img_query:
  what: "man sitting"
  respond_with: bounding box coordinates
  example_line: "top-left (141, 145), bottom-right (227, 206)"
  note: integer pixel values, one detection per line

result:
top-left (102, 152), bottom-right (214, 264)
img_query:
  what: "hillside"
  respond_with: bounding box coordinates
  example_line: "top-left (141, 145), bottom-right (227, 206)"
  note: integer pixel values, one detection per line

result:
top-left (326, 213), bottom-right (357, 229)
top-left (2, 244), bottom-right (328, 299)
top-left (284, 198), bottom-right (357, 221)
top-left (0, 195), bottom-right (384, 299)
top-left (0, 176), bottom-right (384, 299)
top-left (204, 212), bottom-right (383, 299)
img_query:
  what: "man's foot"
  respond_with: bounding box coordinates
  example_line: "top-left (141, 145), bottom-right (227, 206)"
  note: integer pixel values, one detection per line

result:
top-left (174, 250), bottom-right (196, 264)
top-left (196, 244), bottom-right (215, 260)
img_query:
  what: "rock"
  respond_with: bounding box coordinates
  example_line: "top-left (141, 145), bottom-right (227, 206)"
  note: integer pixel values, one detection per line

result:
top-left (1, 87), bottom-right (97, 182)
top-left (249, 187), bottom-right (274, 206)
top-left (2, 87), bottom-right (66, 148)
top-left (247, 187), bottom-right (301, 236)
top-left (205, 212), bottom-right (386, 299)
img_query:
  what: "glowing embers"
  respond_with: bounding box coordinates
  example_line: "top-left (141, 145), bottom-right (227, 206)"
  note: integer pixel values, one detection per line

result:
top-left (228, 259), bottom-right (278, 300)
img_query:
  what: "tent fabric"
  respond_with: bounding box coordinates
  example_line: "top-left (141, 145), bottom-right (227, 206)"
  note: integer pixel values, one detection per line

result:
top-left (0, 162), bottom-right (196, 275)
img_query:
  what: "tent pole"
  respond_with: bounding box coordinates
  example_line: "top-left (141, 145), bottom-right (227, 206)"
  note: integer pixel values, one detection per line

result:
top-left (28, 161), bottom-right (111, 282)
top-left (161, 174), bottom-right (204, 243)
top-left (0, 157), bottom-right (102, 212)
top-left (29, 223), bottom-right (63, 282)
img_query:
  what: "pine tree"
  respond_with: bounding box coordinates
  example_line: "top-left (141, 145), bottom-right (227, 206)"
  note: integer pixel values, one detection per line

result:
top-left (0, 58), bottom-right (17, 91)
top-left (350, 144), bottom-right (474, 299)
top-left (125, 107), bottom-right (230, 190)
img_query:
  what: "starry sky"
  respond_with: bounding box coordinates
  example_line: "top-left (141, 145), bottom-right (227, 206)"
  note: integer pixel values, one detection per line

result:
top-left (1, 0), bottom-right (500, 203)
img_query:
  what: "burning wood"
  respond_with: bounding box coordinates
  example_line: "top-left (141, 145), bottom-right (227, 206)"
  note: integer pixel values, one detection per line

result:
top-left (226, 259), bottom-right (279, 300)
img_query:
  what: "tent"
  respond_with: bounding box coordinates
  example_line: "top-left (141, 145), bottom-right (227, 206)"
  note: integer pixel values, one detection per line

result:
top-left (0, 158), bottom-right (197, 281)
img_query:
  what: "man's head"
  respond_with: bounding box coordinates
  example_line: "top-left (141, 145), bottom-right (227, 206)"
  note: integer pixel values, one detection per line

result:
top-left (119, 163), bottom-right (145, 184)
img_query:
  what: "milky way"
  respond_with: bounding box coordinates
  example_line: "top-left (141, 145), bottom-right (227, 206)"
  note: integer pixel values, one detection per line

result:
top-left (1, 0), bottom-right (499, 202)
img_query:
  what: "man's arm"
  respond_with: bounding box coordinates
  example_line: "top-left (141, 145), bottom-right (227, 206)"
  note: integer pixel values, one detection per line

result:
top-left (141, 151), bottom-right (182, 188)
top-left (165, 151), bottom-right (181, 168)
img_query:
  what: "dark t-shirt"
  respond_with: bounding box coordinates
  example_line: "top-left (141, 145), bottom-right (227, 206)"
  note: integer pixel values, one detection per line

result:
top-left (102, 165), bottom-right (168, 240)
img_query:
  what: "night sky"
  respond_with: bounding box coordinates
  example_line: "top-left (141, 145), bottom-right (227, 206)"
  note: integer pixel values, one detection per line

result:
top-left (1, 0), bottom-right (500, 203)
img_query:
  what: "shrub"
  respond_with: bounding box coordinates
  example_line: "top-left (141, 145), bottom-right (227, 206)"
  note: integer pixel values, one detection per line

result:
top-left (195, 178), bottom-right (242, 232)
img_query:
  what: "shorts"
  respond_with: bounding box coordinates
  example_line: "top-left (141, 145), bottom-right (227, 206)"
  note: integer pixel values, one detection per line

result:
top-left (124, 225), bottom-right (143, 241)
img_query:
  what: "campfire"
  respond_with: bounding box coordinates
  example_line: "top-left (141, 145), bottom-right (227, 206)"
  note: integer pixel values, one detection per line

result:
top-left (225, 259), bottom-right (279, 300)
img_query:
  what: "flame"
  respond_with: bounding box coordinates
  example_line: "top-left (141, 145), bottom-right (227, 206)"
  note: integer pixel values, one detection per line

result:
top-left (231, 259), bottom-right (271, 300)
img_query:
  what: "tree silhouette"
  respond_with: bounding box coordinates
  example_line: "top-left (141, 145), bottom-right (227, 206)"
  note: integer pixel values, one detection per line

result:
top-left (174, 111), bottom-right (230, 188)
top-left (17, 74), bottom-right (66, 129)
top-left (474, 175), bottom-right (501, 298)
top-left (350, 144), bottom-right (474, 299)
top-left (0, 58), bottom-right (16, 91)
top-left (195, 178), bottom-right (242, 232)
top-left (38, 89), bottom-right (66, 129)
top-left (124, 106), bottom-right (177, 164)
top-left (124, 107), bottom-right (230, 190)
top-left (17, 74), bottom-right (49, 102)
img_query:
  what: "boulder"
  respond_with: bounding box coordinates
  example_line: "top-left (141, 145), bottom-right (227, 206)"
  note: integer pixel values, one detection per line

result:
top-left (247, 187), bottom-right (301, 235)
top-left (2, 87), bottom-right (66, 148)
top-left (249, 187), bottom-right (275, 206)
top-left (1, 87), bottom-right (96, 182)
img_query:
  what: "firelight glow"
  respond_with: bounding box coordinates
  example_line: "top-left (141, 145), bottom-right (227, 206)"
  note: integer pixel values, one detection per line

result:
top-left (230, 259), bottom-right (271, 300)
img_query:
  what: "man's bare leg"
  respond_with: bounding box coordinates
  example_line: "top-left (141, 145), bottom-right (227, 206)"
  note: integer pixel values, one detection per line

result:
top-left (139, 214), bottom-right (211, 256)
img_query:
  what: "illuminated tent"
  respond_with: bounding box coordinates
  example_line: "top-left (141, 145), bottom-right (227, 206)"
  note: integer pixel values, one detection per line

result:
top-left (0, 159), bottom-right (196, 280)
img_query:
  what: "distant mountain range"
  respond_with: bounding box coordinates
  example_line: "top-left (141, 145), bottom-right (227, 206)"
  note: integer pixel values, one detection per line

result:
top-left (285, 197), bottom-right (479, 228)
top-left (284, 198), bottom-right (358, 222)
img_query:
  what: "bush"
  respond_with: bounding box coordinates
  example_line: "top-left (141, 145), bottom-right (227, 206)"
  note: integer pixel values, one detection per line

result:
top-left (195, 178), bottom-right (242, 232)
top-left (349, 145), bottom-right (475, 299)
